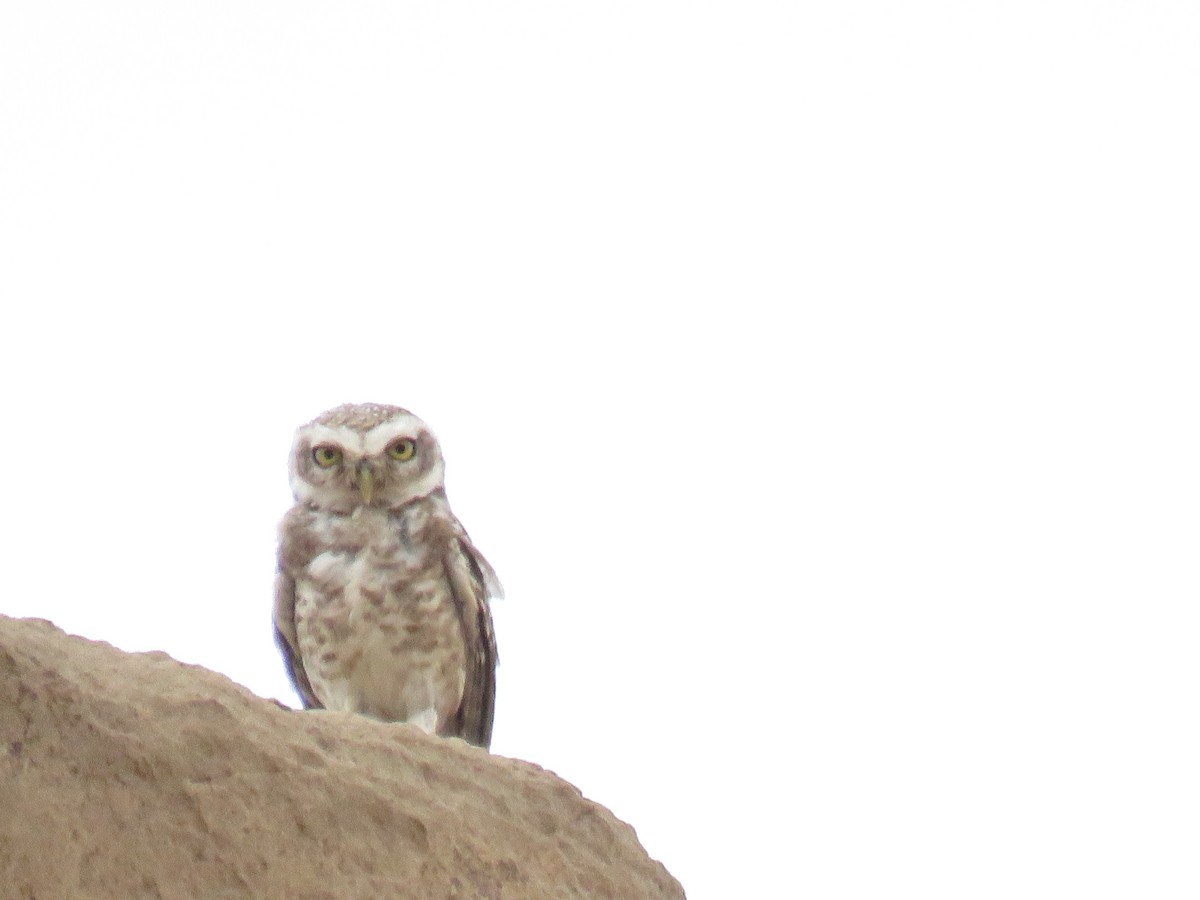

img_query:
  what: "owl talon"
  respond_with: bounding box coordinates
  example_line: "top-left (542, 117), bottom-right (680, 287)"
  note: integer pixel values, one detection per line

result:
top-left (407, 706), bottom-right (439, 735)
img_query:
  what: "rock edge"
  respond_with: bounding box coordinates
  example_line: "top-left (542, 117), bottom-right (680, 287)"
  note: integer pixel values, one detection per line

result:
top-left (0, 615), bottom-right (684, 900)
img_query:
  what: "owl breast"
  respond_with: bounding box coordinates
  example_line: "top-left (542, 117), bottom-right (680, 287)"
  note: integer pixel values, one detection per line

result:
top-left (292, 505), bottom-right (468, 728)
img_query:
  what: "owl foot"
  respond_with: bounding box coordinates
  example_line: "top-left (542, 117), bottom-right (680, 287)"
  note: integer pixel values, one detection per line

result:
top-left (406, 706), bottom-right (439, 735)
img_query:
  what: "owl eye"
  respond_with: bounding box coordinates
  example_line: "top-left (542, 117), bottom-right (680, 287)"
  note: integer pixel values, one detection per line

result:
top-left (312, 445), bottom-right (343, 468)
top-left (387, 439), bottom-right (416, 461)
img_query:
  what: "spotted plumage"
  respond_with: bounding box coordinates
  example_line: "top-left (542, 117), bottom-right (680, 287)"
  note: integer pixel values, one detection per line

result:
top-left (274, 403), bottom-right (500, 748)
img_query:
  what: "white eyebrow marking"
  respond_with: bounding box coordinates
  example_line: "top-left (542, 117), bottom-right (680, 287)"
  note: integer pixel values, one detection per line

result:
top-left (302, 424), bottom-right (367, 455)
top-left (362, 414), bottom-right (428, 455)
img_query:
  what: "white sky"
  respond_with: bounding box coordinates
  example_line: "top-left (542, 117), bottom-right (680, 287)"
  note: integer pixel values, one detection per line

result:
top-left (2, 2), bottom-right (1198, 897)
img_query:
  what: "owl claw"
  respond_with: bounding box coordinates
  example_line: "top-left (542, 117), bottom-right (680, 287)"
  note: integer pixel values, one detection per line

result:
top-left (406, 706), bottom-right (439, 735)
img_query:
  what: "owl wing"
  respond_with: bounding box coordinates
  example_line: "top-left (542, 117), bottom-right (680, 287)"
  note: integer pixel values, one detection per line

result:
top-left (273, 569), bottom-right (322, 710)
top-left (442, 538), bottom-right (501, 749)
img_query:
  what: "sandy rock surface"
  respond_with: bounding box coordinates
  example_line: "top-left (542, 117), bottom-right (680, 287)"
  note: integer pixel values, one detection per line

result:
top-left (0, 615), bottom-right (684, 899)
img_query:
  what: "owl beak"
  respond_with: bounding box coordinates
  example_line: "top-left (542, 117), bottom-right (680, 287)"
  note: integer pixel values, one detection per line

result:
top-left (357, 466), bottom-right (375, 504)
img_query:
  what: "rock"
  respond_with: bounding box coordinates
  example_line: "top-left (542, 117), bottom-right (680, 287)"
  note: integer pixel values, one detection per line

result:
top-left (0, 616), bottom-right (684, 899)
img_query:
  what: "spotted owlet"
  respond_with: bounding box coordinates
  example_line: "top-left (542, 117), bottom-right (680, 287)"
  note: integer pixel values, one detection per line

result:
top-left (273, 403), bottom-right (501, 748)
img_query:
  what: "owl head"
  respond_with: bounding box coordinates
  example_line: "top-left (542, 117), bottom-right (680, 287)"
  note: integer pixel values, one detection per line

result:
top-left (288, 403), bottom-right (447, 512)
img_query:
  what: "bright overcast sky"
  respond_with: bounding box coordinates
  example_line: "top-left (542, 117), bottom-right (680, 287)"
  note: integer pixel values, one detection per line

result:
top-left (2, 3), bottom-right (1198, 897)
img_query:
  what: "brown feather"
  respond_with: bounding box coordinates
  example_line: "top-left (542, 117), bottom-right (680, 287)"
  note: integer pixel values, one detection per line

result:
top-left (272, 571), bottom-right (322, 709)
top-left (442, 540), bottom-right (499, 748)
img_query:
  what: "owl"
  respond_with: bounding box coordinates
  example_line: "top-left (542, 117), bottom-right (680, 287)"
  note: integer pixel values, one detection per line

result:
top-left (273, 403), bottom-right (501, 748)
